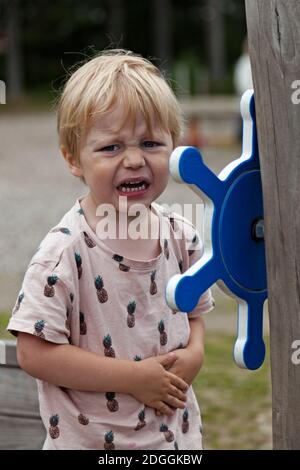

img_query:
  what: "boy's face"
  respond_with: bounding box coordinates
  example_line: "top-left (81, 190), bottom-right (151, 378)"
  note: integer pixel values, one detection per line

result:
top-left (65, 104), bottom-right (173, 215)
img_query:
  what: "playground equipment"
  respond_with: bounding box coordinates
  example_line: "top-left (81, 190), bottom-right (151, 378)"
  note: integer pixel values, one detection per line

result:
top-left (166, 90), bottom-right (267, 370)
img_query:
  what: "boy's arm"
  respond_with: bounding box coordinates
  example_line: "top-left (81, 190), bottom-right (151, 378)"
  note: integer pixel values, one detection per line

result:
top-left (166, 316), bottom-right (205, 386)
top-left (187, 315), bottom-right (205, 358)
top-left (17, 332), bottom-right (188, 416)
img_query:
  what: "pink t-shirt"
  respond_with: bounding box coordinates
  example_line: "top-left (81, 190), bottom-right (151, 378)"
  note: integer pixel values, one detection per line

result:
top-left (8, 198), bottom-right (214, 450)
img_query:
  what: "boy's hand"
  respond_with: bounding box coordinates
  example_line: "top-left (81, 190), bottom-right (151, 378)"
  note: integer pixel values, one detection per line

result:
top-left (166, 346), bottom-right (204, 386)
top-left (154, 347), bottom-right (204, 417)
top-left (131, 353), bottom-right (189, 416)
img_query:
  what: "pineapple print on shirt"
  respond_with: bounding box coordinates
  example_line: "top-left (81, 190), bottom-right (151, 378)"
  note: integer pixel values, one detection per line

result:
top-left (49, 414), bottom-right (60, 439)
top-left (158, 320), bottom-right (168, 346)
top-left (75, 252), bottom-right (82, 279)
top-left (66, 293), bottom-right (74, 330)
top-left (104, 431), bottom-right (115, 450)
top-left (112, 254), bottom-right (130, 272)
top-left (103, 335), bottom-right (115, 358)
top-left (6, 199), bottom-right (212, 451)
top-left (79, 312), bottom-right (87, 335)
top-left (127, 300), bottom-right (136, 328)
top-left (134, 408), bottom-right (146, 431)
top-left (160, 424), bottom-right (174, 442)
top-left (106, 392), bottom-right (119, 412)
top-left (34, 319), bottom-right (45, 339)
top-left (78, 414), bottom-right (89, 425)
top-left (14, 292), bottom-right (24, 313)
top-left (95, 276), bottom-right (108, 303)
top-left (188, 233), bottom-right (198, 256)
top-left (163, 239), bottom-right (169, 260)
top-left (83, 231), bottom-right (96, 248)
top-left (51, 227), bottom-right (71, 235)
top-left (178, 260), bottom-right (183, 273)
top-left (182, 409), bottom-right (189, 433)
top-left (44, 275), bottom-right (58, 297)
top-left (150, 270), bottom-right (157, 295)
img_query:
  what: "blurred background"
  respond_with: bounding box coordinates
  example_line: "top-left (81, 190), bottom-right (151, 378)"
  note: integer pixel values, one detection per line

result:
top-left (0, 0), bottom-right (271, 450)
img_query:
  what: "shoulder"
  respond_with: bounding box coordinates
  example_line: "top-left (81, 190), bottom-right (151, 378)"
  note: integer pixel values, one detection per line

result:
top-left (29, 203), bottom-right (86, 271)
top-left (152, 202), bottom-right (203, 251)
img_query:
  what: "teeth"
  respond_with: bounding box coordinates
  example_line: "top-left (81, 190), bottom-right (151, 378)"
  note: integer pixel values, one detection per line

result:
top-left (119, 184), bottom-right (146, 192)
top-left (124, 181), bottom-right (144, 185)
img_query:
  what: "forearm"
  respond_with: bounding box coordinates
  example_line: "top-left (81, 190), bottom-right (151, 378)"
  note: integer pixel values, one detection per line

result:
top-left (187, 316), bottom-right (205, 356)
top-left (17, 332), bottom-right (137, 394)
top-left (164, 316), bottom-right (206, 387)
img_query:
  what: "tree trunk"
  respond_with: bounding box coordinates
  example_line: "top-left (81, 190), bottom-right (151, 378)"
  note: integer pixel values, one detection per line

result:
top-left (245, 0), bottom-right (300, 450)
top-left (107, 0), bottom-right (125, 47)
top-left (206, 0), bottom-right (226, 86)
top-left (6, 0), bottom-right (24, 100)
top-left (153, 0), bottom-right (172, 71)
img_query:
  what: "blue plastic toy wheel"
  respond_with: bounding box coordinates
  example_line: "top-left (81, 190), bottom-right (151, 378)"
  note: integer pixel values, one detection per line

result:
top-left (166, 90), bottom-right (267, 370)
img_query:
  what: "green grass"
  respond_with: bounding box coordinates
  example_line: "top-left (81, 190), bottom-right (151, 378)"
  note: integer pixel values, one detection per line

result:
top-left (194, 331), bottom-right (272, 449)
top-left (0, 311), bottom-right (12, 339)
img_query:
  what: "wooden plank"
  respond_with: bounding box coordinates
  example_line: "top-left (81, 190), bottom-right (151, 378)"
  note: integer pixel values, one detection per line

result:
top-left (0, 366), bottom-right (40, 416)
top-left (0, 340), bottom-right (44, 448)
top-left (245, 0), bottom-right (300, 449)
top-left (0, 340), bottom-right (18, 366)
top-left (0, 416), bottom-right (45, 450)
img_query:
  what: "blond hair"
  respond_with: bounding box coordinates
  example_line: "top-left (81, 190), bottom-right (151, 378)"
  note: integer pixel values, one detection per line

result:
top-left (57, 49), bottom-right (184, 162)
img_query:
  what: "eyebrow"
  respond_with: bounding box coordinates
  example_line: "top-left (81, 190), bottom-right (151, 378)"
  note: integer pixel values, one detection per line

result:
top-left (89, 139), bottom-right (106, 145)
top-left (89, 132), bottom-right (162, 146)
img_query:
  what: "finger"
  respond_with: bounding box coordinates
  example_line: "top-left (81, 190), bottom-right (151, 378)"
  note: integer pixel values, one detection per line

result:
top-left (170, 373), bottom-right (189, 392)
top-left (156, 402), bottom-right (175, 417)
top-left (155, 353), bottom-right (177, 369)
top-left (169, 384), bottom-right (187, 402)
top-left (164, 394), bottom-right (187, 410)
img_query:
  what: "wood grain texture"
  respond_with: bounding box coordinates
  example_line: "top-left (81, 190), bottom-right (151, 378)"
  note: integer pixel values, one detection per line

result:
top-left (0, 341), bottom-right (45, 449)
top-left (245, 0), bottom-right (300, 450)
top-left (0, 416), bottom-right (45, 450)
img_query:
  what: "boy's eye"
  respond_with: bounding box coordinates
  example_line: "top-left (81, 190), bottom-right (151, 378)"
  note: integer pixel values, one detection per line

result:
top-left (98, 144), bottom-right (119, 152)
top-left (143, 141), bottom-right (161, 148)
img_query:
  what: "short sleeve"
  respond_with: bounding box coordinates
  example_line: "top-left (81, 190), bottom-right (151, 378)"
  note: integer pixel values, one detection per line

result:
top-left (7, 262), bottom-right (71, 344)
top-left (185, 228), bottom-right (215, 319)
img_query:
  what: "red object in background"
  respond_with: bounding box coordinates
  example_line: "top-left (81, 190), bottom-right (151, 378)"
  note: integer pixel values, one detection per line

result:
top-left (180, 117), bottom-right (205, 148)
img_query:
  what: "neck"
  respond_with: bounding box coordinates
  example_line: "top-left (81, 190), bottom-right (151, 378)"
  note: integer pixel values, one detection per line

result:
top-left (80, 194), bottom-right (158, 241)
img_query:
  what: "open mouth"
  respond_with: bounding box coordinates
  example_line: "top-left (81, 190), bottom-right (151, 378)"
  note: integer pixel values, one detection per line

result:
top-left (117, 180), bottom-right (150, 193)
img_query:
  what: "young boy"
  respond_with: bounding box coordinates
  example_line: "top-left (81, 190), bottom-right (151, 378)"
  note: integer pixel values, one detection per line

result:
top-left (7, 49), bottom-right (214, 450)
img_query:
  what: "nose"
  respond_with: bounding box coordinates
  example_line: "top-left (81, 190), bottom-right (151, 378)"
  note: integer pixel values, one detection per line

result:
top-left (123, 147), bottom-right (145, 168)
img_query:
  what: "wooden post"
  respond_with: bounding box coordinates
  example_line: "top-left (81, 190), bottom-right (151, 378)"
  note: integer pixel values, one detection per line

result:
top-left (107, 0), bottom-right (125, 46)
top-left (6, 0), bottom-right (24, 100)
top-left (0, 341), bottom-right (45, 449)
top-left (206, 0), bottom-right (226, 86)
top-left (153, 0), bottom-right (172, 70)
top-left (245, 0), bottom-right (300, 449)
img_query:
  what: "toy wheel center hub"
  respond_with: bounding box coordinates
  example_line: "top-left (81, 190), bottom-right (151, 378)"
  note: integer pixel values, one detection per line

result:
top-left (220, 170), bottom-right (267, 291)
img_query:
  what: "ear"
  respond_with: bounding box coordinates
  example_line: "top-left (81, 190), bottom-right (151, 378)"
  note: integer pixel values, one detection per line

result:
top-left (60, 146), bottom-right (83, 178)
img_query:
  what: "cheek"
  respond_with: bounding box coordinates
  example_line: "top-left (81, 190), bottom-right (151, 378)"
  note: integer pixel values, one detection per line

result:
top-left (84, 160), bottom-right (113, 185)
top-left (154, 160), bottom-right (170, 188)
